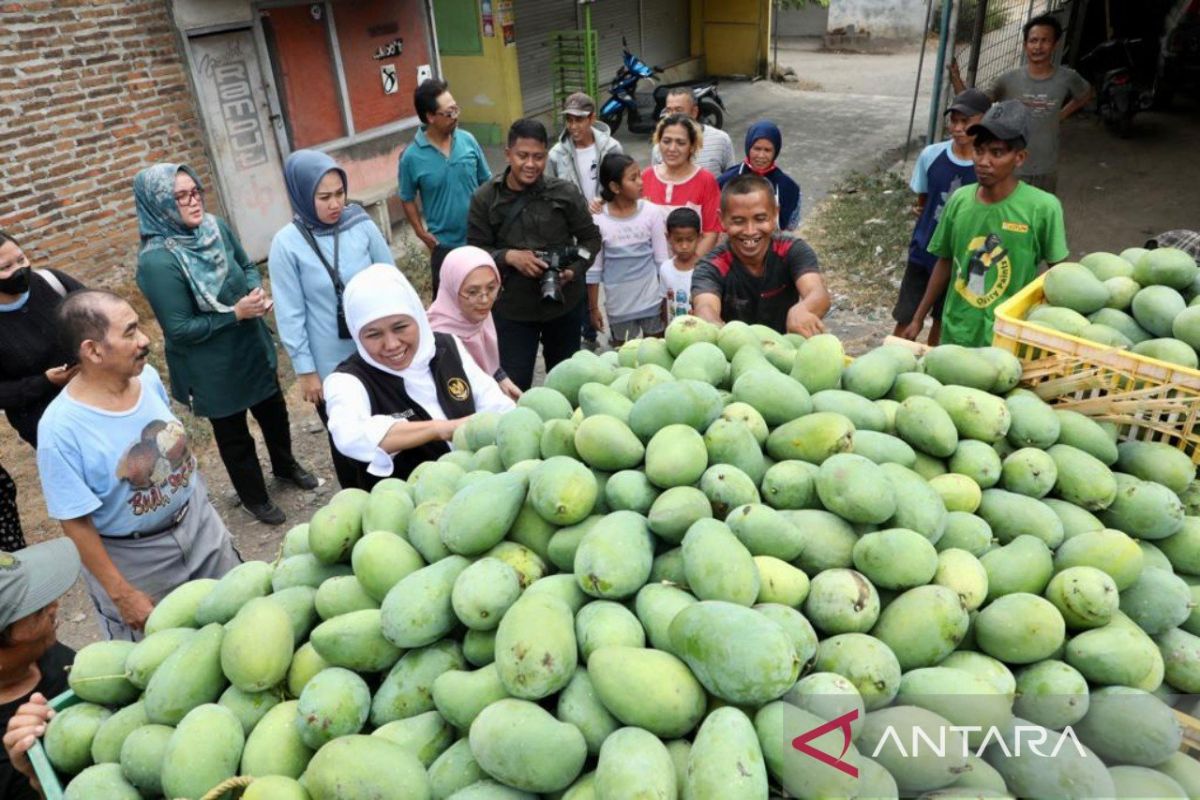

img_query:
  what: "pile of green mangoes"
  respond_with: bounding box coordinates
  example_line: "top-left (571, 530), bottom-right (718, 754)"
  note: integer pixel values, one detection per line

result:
top-left (42, 315), bottom-right (1200, 799)
top-left (1026, 247), bottom-right (1200, 368)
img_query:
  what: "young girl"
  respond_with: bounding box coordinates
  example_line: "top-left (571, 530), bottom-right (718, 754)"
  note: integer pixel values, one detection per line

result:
top-left (588, 153), bottom-right (669, 346)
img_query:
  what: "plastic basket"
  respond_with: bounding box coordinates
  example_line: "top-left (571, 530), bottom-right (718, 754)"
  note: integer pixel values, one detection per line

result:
top-left (993, 274), bottom-right (1200, 465)
top-left (27, 689), bottom-right (81, 800)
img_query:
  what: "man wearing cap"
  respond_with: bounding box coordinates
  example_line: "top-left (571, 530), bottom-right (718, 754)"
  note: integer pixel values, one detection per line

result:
top-left (36, 290), bottom-right (241, 641)
top-left (901, 100), bottom-right (1068, 348)
top-left (546, 92), bottom-right (624, 351)
top-left (892, 88), bottom-right (992, 346)
top-left (650, 87), bottom-right (735, 177)
top-left (399, 79), bottom-right (493, 294)
top-left (0, 538), bottom-right (80, 800)
top-left (951, 14), bottom-right (1091, 194)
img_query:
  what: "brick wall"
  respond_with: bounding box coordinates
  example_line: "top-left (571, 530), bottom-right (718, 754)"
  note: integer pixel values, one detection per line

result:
top-left (0, 0), bottom-right (218, 285)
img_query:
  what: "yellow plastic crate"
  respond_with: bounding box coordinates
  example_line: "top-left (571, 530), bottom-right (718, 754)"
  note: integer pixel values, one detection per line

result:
top-left (993, 274), bottom-right (1200, 465)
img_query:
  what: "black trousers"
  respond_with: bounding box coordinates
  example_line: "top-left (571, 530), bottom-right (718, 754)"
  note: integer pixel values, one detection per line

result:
top-left (315, 400), bottom-right (370, 491)
top-left (208, 390), bottom-right (299, 507)
top-left (430, 243), bottom-right (453, 298)
top-left (494, 299), bottom-right (586, 390)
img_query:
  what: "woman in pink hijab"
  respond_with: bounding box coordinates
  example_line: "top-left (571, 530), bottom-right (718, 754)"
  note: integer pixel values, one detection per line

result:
top-left (427, 246), bottom-right (522, 400)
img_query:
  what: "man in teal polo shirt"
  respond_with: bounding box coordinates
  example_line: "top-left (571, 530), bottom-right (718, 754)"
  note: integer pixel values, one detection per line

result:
top-left (399, 79), bottom-right (492, 294)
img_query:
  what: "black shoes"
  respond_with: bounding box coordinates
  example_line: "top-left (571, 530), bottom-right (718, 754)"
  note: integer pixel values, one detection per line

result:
top-left (276, 464), bottom-right (319, 490)
top-left (245, 500), bottom-right (286, 525)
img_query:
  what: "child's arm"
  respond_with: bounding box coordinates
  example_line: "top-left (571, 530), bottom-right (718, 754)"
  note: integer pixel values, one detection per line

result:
top-left (901, 258), bottom-right (952, 340)
top-left (587, 284), bottom-right (605, 333)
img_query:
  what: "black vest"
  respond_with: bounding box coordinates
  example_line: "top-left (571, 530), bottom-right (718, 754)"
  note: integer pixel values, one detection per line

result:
top-left (333, 333), bottom-right (476, 484)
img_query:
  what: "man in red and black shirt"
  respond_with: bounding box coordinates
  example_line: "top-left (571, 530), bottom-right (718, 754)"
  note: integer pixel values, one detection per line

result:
top-left (691, 174), bottom-right (830, 335)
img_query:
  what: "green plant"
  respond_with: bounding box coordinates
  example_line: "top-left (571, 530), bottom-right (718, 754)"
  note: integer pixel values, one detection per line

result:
top-left (931, 0), bottom-right (1008, 40)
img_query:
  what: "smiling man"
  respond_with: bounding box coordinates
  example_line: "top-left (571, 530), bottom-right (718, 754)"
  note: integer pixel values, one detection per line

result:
top-left (35, 290), bottom-right (240, 641)
top-left (901, 100), bottom-right (1068, 347)
top-left (690, 174), bottom-right (830, 335)
top-left (467, 119), bottom-right (601, 389)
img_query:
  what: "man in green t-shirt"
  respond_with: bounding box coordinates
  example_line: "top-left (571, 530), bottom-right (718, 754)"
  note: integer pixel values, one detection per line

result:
top-left (902, 100), bottom-right (1069, 347)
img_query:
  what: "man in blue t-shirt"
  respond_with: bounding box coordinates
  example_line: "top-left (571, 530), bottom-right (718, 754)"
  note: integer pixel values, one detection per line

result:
top-left (892, 89), bottom-right (992, 346)
top-left (37, 290), bottom-right (240, 640)
top-left (399, 79), bottom-right (493, 295)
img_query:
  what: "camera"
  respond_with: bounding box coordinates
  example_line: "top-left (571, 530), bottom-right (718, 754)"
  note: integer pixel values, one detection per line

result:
top-left (535, 245), bottom-right (591, 303)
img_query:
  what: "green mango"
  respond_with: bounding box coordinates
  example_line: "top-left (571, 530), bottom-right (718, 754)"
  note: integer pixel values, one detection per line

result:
top-left (1120, 566), bottom-right (1192, 635)
top-left (143, 578), bottom-right (215, 634)
top-left (296, 667), bottom-right (370, 749)
top-left (754, 556), bottom-right (810, 606)
top-left (703, 418), bottom-right (766, 484)
top-left (452, 557), bottom-right (522, 632)
top-left (791, 332), bottom-right (844, 393)
top-left (935, 384), bottom-right (1011, 443)
top-left (922, 344), bottom-right (999, 391)
top-left (271, 554), bottom-right (353, 593)
top-left (118, 723), bottom-right (173, 797)
top-left (594, 727), bottom-right (676, 799)
top-left (948, 440), bottom-right (1002, 489)
top-left (429, 739), bottom-right (487, 799)
top-left (859, 705), bottom-right (968, 794)
top-left (380, 555), bottom-right (470, 648)
top-left (683, 706), bottom-right (767, 799)
top-left (852, 429), bottom-right (918, 467)
top-left (372, 710), bottom-right (455, 767)
top-left (896, 395), bottom-right (959, 458)
top-left (555, 667), bottom-right (621, 756)
top-left (468, 699), bottom-right (587, 793)
top-left (68, 640), bottom-right (138, 706)
top-left (221, 596), bottom-right (294, 692)
top-left (852, 527), bottom-right (938, 590)
top-left (575, 600), bottom-right (645, 661)
top-left (897, 667), bottom-right (1013, 749)
top-left (812, 633), bottom-right (901, 710)
top-left (647, 486), bottom-right (712, 544)
top-left (241, 700), bottom-right (313, 779)
top-left (62, 763), bottom-right (139, 800)
top-left (494, 592), bottom-right (577, 700)
top-left (980, 534), bottom-right (1054, 600)
top-left (574, 510), bottom-right (654, 599)
top-left (371, 640), bottom-right (465, 726)
top-left (665, 313), bottom-right (719, 354)
top-left (195, 560), bottom-right (274, 624)
top-left (815, 453), bottom-right (896, 524)
top-left (1054, 527), bottom-right (1145, 590)
top-left (985, 719), bottom-right (1115, 799)
top-left (889, 370), bottom-right (943, 402)
top-left (784, 509), bottom-right (858, 573)
top-left (812, 389), bottom-right (889, 432)
top-left (143, 622), bottom-right (225, 726)
top-left (160, 704), bottom-right (244, 800)
top-left (1012, 659), bottom-right (1090, 730)
top-left (804, 568), bottom-right (880, 634)
top-left (933, 548), bottom-right (989, 611)
top-left (518, 385), bottom-right (573, 420)
top-left (681, 518), bottom-right (760, 606)
top-left (870, 584), bottom-right (969, 670)
top-left (755, 702), bottom-right (861, 799)
top-left (669, 601), bottom-right (799, 705)
top-left (936, 511), bottom-right (993, 556)
top-left (1075, 686), bottom-right (1182, 766)
top-left (351, 530), bottom-right (424, 603)
top-left (302, 735), bottom-right (430, 800)
top-left (634, 583), bottom-right (699, 653)
top-left (310, 608), bottom-right (401, 673)
top-left (732, 368), bottom-right (812, 427)
top-left (765, 411), bottom-right (855, 464)
top-left (217, 685), bottom-right (280, 737)
top-left (976, 488), bottom-right (1064, 547)
top-left (1045, 565), bottom-right (1119, 629)
top-left (698, 463), bottom-right (760, 519)
top-left (89, 701), bottom-right (147, 765)
top-left (974, 593), bottom-right (1066, 664)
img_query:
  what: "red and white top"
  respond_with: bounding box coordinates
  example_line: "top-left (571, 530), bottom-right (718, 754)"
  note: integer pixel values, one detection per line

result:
top-left (641, 165), bottom-right (722, 233)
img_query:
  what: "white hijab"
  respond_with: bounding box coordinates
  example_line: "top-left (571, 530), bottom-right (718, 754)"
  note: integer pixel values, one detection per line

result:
top-left (344, 264), bottom-right (437, 391)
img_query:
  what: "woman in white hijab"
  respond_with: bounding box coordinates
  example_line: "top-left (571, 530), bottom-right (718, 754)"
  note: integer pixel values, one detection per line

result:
top-left (323, 264), bottom-right (514, 483)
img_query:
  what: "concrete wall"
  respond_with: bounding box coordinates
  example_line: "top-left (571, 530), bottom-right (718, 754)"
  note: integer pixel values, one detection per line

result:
top-left (828, 0), bottom-right (927, 40)
top-left (1, 0), bottom-right (217, 283)
top-left (441, 34), bottom-right (523, 146)
top-left (777, 2), bottom-right (830, 37)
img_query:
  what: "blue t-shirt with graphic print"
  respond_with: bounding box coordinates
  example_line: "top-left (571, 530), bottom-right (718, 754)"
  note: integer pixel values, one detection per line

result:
top-left (909, 140), bottom-right (978, 271)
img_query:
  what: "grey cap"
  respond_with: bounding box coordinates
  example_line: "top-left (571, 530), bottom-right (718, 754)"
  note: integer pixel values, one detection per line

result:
top-left (0, 538), bottom-right (81, 630)
top-left (967, 99), bottom-right (1030, 143)
top-left (562, 92), bottom-right (596, 116)
top-left (947, 88), bottom-right (992, 117)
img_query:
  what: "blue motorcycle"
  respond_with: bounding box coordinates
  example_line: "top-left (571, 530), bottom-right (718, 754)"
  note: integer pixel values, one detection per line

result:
top-left (599, 38), bottom-right (725, 135)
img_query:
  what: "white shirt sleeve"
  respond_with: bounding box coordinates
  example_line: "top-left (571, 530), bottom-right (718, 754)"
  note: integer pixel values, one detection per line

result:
top-left (323, 372), bottom-right (400, 477)
top-left (587, 212), bottom-right (605, 285)
top-left (454, 337), bottom-right (516, 415)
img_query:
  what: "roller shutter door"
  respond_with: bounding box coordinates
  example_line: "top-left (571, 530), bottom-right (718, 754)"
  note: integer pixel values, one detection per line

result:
top-left (591, 0), bottom-right (640, 88)
top-left (640, 0), bottom-right (690, 68)
top-left (516, 0), bottom-right (578, 113)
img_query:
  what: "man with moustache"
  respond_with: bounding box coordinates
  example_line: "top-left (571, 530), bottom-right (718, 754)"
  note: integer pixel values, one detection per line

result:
top-left (691, 174), bottom-right (830, 335)
top-left (36, 290), bottom-right (240, 641)
top-left (467, 119), bottom-right (601, 389)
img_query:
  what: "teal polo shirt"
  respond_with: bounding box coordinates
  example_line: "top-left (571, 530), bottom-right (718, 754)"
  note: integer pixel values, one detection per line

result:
top-left (398, 127), bottom-right (492, 247)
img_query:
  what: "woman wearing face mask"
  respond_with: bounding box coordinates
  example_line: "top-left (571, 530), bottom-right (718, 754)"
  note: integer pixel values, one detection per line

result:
top-left (0, 229), bottom-right (84, 449)
top-left (269, 149), bottom-right (396, 490)
top-left (426, 246), bottom-right (522, 401)
top-left (718, 120), bottom-right (802, 231)
top-left (324, 264), bottom-right (514, 485)
top-left (134, 163), bottom-right (316, 526)
top-left (641, 114), bottom-right (721, 258)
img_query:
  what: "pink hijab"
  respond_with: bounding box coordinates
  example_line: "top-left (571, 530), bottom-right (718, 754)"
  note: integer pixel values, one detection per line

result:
top-left (427, 246), bottom-right (502, 376)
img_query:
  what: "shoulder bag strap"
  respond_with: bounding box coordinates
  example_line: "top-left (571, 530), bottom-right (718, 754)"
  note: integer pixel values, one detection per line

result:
top-left (35, 269), bottom-right (67, 298)
top-left (294, 222), bottom-right (342, 293)
top-left (495, 190), bottom-right (536, 245)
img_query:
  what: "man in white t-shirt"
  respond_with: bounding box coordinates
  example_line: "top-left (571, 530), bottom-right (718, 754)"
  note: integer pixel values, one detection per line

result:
top-left (650, 88), bottom-right (735, 177)
top-left (546, 92), bottom-right (623, 348)
top-left (547, 92), bottom-right (624, 202)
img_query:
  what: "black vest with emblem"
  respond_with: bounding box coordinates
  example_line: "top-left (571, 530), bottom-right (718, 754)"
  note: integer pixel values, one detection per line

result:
top-left (332, 332), bottom-right (476, 485)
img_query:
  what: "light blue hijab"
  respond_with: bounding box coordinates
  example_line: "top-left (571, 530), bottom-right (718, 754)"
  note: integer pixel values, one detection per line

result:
top-left (133, 163), bottom-right (233, 313)
top-left (283, 149), bottom-right (370, 236)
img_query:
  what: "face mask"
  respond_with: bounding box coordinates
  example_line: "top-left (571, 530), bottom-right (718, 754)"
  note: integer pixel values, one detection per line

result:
top-left (0, 267), bottom-right (30, 294)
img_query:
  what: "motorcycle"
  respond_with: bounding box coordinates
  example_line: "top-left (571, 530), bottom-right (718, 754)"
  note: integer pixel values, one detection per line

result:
top-left (599, 38), bottom-right (725, 135)
top-left (1081, 38), bottom-right (1155, 137)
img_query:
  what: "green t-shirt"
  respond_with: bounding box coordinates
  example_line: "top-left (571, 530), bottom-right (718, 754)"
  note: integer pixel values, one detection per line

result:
top-left (929, 182), bottom-right (1068, 347)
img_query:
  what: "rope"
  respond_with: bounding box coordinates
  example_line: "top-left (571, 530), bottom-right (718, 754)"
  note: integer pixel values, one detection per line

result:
top-left (173, 774), bottom-right (255, 800)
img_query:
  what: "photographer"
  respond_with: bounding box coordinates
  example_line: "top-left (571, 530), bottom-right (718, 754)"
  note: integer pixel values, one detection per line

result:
top-left (467, 119), bottom-right (602, 389)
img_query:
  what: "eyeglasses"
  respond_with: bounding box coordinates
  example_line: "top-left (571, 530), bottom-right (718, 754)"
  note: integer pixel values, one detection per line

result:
top-left (173, 187), bottom-right (205, 206)
top-left (459, 285), bottom-right (499, 302)
top-left (434, 106), bottom-right (461, 119)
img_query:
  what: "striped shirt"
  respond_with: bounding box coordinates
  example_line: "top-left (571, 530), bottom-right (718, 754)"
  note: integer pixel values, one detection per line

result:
top-left (651, 124), bottom-right (736, 177)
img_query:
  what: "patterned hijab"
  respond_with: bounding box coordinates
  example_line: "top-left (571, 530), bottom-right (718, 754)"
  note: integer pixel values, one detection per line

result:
top-left (133, 163), bottom-right (233, 313)
top-left (283, 149), bottom-right (371, 236)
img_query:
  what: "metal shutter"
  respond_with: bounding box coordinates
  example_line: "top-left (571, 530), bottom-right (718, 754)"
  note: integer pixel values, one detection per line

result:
top-left (516, 0), bottom-right (579, 113)
top-left (591, 0), bottom-right (641, 88)
top-left (640, 0), bottom-right (689, 68)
